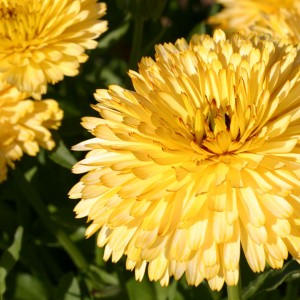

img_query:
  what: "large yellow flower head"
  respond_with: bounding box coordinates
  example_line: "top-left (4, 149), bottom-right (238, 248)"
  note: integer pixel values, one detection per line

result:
top-left (69, 30), bottom-right (300, 291)
top-left (0, 0), bottom-right (107, 98)
top-left (0, 80), bottom-right (63, 182)
top-left (208, 0), bottom-right (298, 32)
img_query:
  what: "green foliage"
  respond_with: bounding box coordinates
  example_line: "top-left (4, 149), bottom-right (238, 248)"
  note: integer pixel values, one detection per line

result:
top-left (242, 260), bottom-right (300, 299)
top-left (1, 1), bottom-right (300, 300)
top-left (0, 227), bottom-right (23, 296)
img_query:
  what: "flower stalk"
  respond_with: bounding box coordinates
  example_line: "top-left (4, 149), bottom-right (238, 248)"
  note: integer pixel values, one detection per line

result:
top-left (15, 168), bottom-right (88, 271)
top-left (129, 14), bottom-right (144, 70)
top-left (227, 280), bottom-right (242, 300)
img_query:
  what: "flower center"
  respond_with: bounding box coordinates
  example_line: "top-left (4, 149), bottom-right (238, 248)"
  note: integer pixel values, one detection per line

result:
top-left (189, 97), bottom-right (252, 158)
top-left (0, 1), bottom-right (42, 44)
top-left (0, 7), bottom-right (17, 19)
top-left (205, 99), bottom-right (231, 133)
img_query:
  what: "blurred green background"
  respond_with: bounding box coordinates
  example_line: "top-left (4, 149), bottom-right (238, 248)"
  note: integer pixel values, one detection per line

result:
top-left (1, 1), bottom-right (300, 299)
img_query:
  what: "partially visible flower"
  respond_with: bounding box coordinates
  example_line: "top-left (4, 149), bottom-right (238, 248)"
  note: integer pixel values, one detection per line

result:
top-left (0, 0), bottom-right (108, 98)
top-left (208, 0), bottom-right (297, 33)
top-left (0, 80), bottom-right (63, 182)
top-left (69, 30), bottom-right (300, 291)
top-left (252, 8), bottom-right (300, 43)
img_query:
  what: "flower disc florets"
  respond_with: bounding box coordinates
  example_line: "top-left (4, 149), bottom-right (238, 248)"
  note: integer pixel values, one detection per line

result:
top-left (70, 30), bottom-right (300, 291)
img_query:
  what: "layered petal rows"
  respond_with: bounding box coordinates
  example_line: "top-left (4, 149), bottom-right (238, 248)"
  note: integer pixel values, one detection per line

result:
top-left (209, 0), bottom-right (299, 33)
top-left (70, 30), bottom-right (300, 290)
top-left (0, 0), bottom-right (107, 98)
top-left (0, 80), bottom-right (63, 182)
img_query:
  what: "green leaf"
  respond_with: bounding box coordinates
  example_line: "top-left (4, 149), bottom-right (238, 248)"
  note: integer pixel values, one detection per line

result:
top-left (180, 278), bottom-right (220, 300)
top-left (55, 273), bottom-right (81, 300)
top-left (11, 273), bottom-right (49, 300)
top-left (48, 137), bottom-right (77, 169)
top-left (258, 260), bottom-right (300, 292)
top-left (243, 260), bottom-right (300, 299)
top-left (126, 277), bottom-right (156, 300)
top-left (209, 3), bottom-right (221, 17)
top-left (154, 280), bottom-right (183, 300)
top-left (98, 22), bottom-right (130, 49)
top-left (187, 21), bottom-right (207, 40)
top-left (242, 270), bottom-right (272, 300)
top-left (15, 168), bottom-right (88, 271)
top-left (0, 226), bottom-right (23, 296)
top-left (83, 265), bottom-right (121, 298)
top-left (125, 278), bottom-right (184, 300)
top-left (88, 264), bottom-right (120, 286)
top-left (154, 281), bottom-right (173, 300)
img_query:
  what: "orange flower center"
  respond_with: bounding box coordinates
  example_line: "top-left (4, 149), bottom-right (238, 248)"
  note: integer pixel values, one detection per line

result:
top-left (0, 7), bottom-right (17, 19)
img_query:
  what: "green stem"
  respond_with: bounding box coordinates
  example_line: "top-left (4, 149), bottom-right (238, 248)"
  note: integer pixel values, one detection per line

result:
top-left (227, 279), bottom-right (242, 300)
top-left (129, 14), bottom-right (144, 70)
top-left (55, 229), bottom-right (88, 270)
top-left (14, 168), bottom-right (88, 270)
top-left (285, 280), bottom-right (299, 300)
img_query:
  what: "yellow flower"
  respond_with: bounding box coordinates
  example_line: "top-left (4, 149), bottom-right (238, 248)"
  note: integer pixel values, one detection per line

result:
top-left (0, 80), bottom-right (63, 182)
top-left (0, 0), bottom-right (108, 98)
top-left (69, 30), bottom-right (300, 291)
top-left (252, 8), bottom-right (300, 43)
top-left (208, 0), bottom-right (297, 32)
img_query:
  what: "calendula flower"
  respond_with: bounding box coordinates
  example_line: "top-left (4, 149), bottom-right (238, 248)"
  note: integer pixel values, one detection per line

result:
top-left (208, 0), bottom-right (298, 32)
top-left (0, 0), bottom-right (108, 98)
top-left (252, 8), bottom-right (300, 43)
top-left (0, 81), bottom-right (63, 182)
top-left (69, 29), bottom-right (300, 291)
